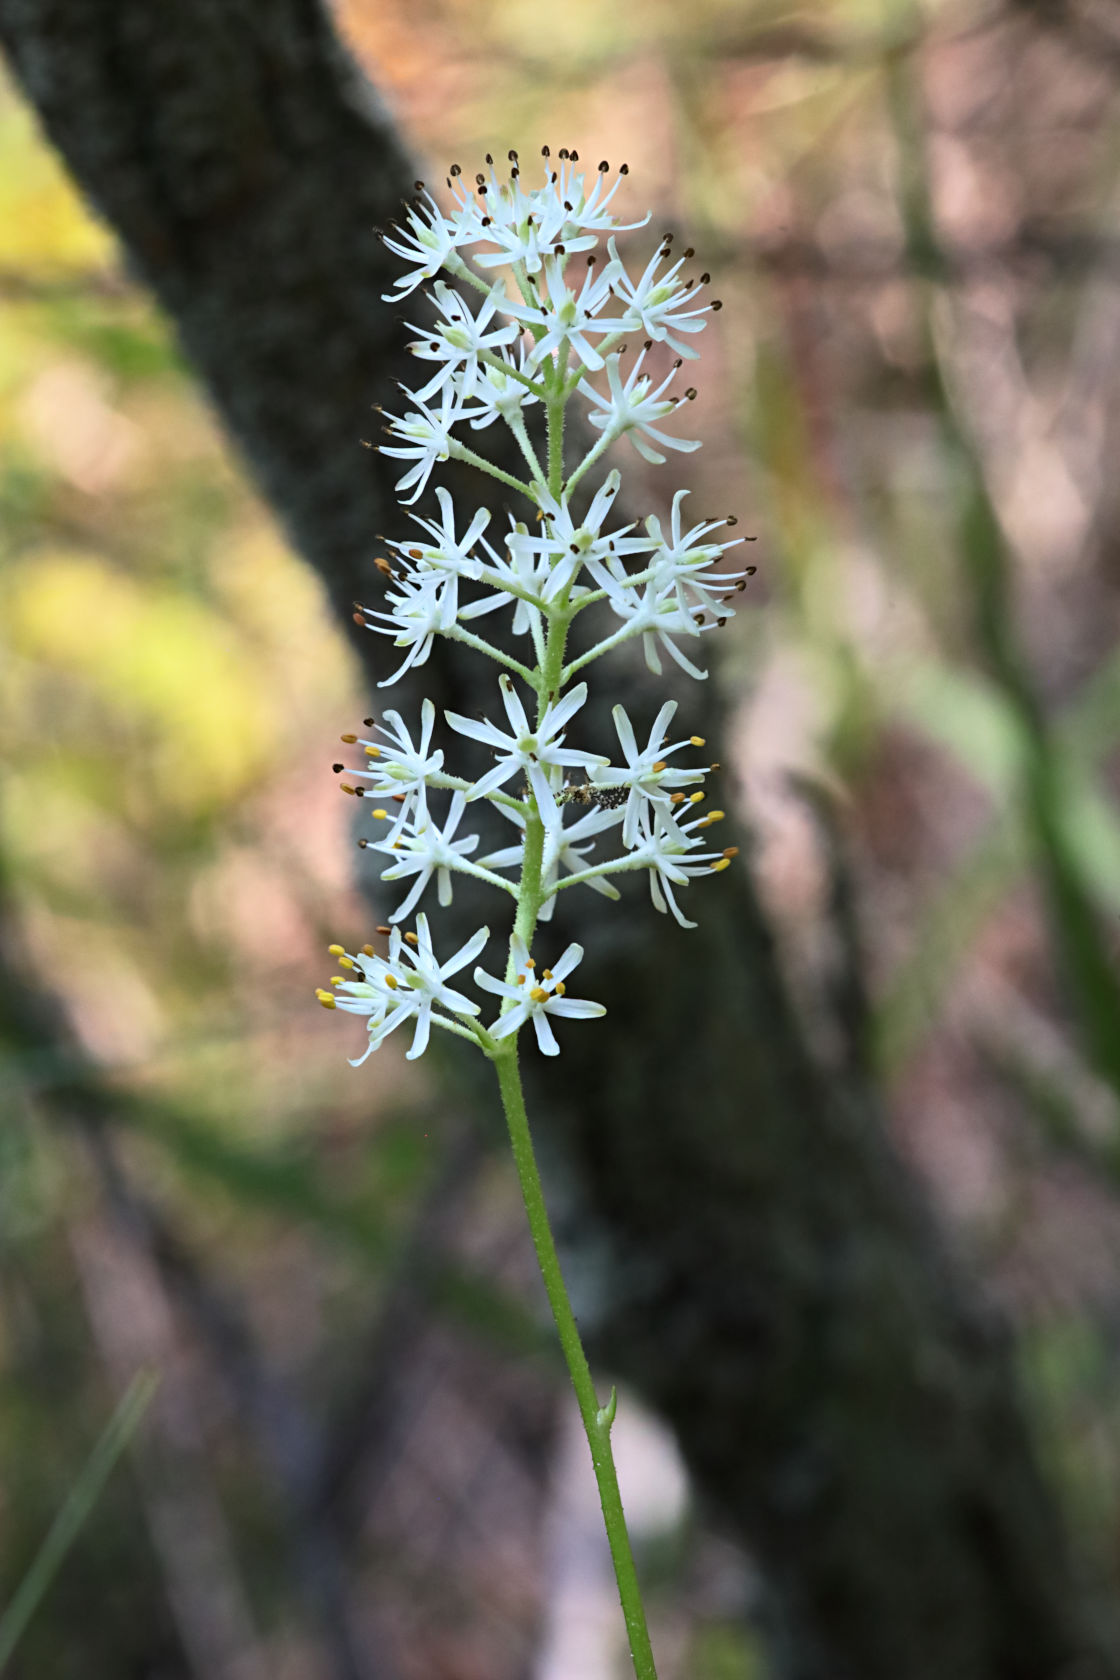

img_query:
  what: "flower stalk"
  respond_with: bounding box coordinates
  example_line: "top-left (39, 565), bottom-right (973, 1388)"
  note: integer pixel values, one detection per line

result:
top-left (319, 145), bottom-right (754, 1676)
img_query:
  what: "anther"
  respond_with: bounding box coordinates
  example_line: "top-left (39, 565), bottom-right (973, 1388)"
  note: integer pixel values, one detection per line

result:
top-left (711, 300), bottom-right (723, 310)
top-left (364, 717), bottom-right (375, 727)
top-left (745, 565), bottom-right (757, 576)
top-left (364, 745), bottom-right (381, 757)
top-left (619, 162), bottom-right (629, 173)
top-left (404, 931), bottom-right (419, 946)
top-left (598, 160), bottom-right (609, 172)
top-left (530, 986), bottom-right (549, 1002)
top-left (339, 955), bottom-right (355, 969)
top-left (723, 847), bottom-right (739, 858)
top-left (361, 944), bottom-right (375, 957)
top-left (559, 147), bottom-right (569, 159)
top-left (372, 808), bottom-right (388, 819)
top-left (689, 791), bottom-right (705, 804)
top-left (541, 144), bottom-right (550, 157)
top-left (316, 990), bottom-right (337, 1009)
top-left (685, 387), bottom-right (697, 400)
top-left (508, 149), bottom-right (519, 162)
top-left (341, 733), bottom-right (358, 744)
top-left (385, 974), bottom-right (398, 989)
top-left (340, 784), bottom-right (357, 795)
top-left (450, 163), bottom-right (462, 176)
top-left (332, 763), bottom-right (344, 774)
top-left (711, 858), bottom-right (732, 872)
top-left (377, 925), bottom-right (391, 936)
top-left (485, 152), bottom-right (494, 164)
top-left (329, 944), bottom-right (345, 957)
top-left (555, 981), bottom-right (566, 996)
top-left (690, 735), bottom-right (706, 747)
top-left (684, 247), bottom-right (695, 259)
top-left (652, 760), bottom-right (667, 773)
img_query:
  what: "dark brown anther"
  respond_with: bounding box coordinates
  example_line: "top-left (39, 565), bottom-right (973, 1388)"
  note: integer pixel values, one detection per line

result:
top-left (644, 338), bottom-right (653, 350)
top-left (414, 179), bottom-right (425, 190)
top-left (619, 162), bottom-right (629, 173)
top-left (559, 147), bottom-right (569, 159)
top-left (717, 616), bottom-right (727, 627)
top-left (475, 172), bottom-right (485, 186)
top-left (685, 387), bottom-right (697, 400)
top-left (450, 163), bottom-right (461, 176)
top-left (485, 152), bottom-right (494, 164)
top-left (357, 838), bottom-right (369, 848)
top-left (332, 763), bottom-right (344, 774)
top-left (354, 788), bottom-right (365, 797)
top-left (745, 565), bottom-right (758, 576)
top-left (377, 925), bottom-right (392, 936)
top-left (508, 149), bottom-right (519, 161)
top-left (700, 272), bottom-right (711, 285)
top-left (711, 299), bottom-right (723, 310)
top-left (684, 247), bottom-right (695, 259)
top-left (598, 159), bottom-right (609, 172)
top-left (570, 149), bottom-right (579, 161)
top-left (726, 515), bottom-right (738, 526)
top-left (674, 357), bottom-right (682, 368)
top-left (564, 201), bottom-right (573, 211)
top-left (481, 216), bottom-right (492, 227)
top-left (542, 144), bottom-right (551, 157)
top-left (364, 718), bottom-right (375, 726)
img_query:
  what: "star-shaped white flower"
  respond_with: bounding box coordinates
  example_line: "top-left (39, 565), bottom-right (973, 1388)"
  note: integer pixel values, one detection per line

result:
top-left (325, 915), bottom-right (489, 1062)
top-left (408, 281), bottom-right (519, 405)
top-left (378, 387), bottom-right (463, 504)
top-left (591, 700), bottom-right (707, 847)
top-left (581, 346), bottom-right (701, 465)
top-left (608, 237), bottom-right (712, 358)
top-left (370, 790), bottom-right (485, 922)
top-left (474, 934), bottom-right (605, 1056)
top-left (380, 189), bottom-right (468, 301)
top-left (480, 799), bottom-right (624, 917)
top-left (631, 806), bottom-right (731, 928)
top-left (393, 487), bottom-right (496, 582)
top-left (445, 675), bottom-right (606, 825)
top-left (359, 571), bottom-right (460, 687)
top-left (505, 253), bottom-right (621, 372)
top-left (349, 698), bottom-right (443, 828)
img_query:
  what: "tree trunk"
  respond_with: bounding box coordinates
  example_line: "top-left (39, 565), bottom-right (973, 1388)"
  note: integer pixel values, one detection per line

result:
top-left (0, 2), bottom-right (1108, 1674)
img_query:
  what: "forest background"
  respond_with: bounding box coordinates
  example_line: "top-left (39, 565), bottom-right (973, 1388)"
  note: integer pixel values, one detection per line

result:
top-left (3, 0), bottom-right (1120, 1676)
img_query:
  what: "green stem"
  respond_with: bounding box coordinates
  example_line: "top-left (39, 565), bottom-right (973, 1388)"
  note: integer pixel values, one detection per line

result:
top-left (491, 1045), bottom-right (659, 1680)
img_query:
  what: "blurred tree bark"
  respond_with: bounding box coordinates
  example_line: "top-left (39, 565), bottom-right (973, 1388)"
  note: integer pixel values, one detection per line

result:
top-left (0, 2), bottom-right (1111, 1676)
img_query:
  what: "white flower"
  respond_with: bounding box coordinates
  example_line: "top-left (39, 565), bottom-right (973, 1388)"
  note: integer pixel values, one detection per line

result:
top-left (474, 934), bottom-right (605, 1055)
top-left (645, 490), bottom-right (746, 616)
top-left (608, 237), bottom-right (712, 358)
top-left (349, 699), bottom-right (443, 826)
top-left (481, 799), bottom-right (624, 917)
top-left (512, 471), bottom-right (651, 603)
top-left (358, 570), bottom-right (460, 687)
top-left (464, 342), bottom-right (542, 432)
top-left (446, 675), bottom-right (606, 825)
top-left (380, 189), bottom-right (465, 301)
top-left (370, 790), bottom-right (482, 922)
top-left (581, 346), bottom-right (701, 465)
top-left (393, 486), bottom-right (496, 581)
top-left (408, 281), bottom-right (518, 405)
top-left (378, 387), bottom-right (463, 504)
top-left (591, 700), bottom-right (707, 847)
top-left (504, 253), bottom-right (621, 372)
top-left (631, 806), bottom-right (732, 928)
top-left (591, 571), bottom-right (713, 680)
top-left (323, 916), bottom-right (489, 1062)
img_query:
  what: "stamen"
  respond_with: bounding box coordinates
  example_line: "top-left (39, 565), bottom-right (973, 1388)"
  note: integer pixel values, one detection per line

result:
top-left (328, 944), bottom-right (345, 957)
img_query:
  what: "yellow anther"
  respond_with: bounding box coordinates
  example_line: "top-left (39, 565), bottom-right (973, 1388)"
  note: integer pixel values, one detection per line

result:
top-left (315, 990), bottom-right (337, 1009)
top-left (339, 955), bottom-right (355, 969)
top-left (652, 760), bottom-right (667, 773)
top-left (689, 791), bottom-right (705, 804)
top-left (515, 973), bottom-right (525, 985)
top-left (723, 847), bottom-right (739, 859)
top-left (542, 968), bottom-right (553, 979)
top-left (530, 986), bottom-right (549, 1002)
top-left (330, 976), bottom-right (345, 985)
top-left (364, 745), bottom-right (381, 758)
top-left (385, 974), bottom-right (398, 990)
top-left (372, 808), bottom-right (388, 819)
top-left (524, 957), bottom-right (534, 969)
top-left (328, 943), bottom-right (345, 957)
top-left (361, 944), bottom-right (375, 957)
top-left (555, 981), bottom-right (566, 996)
top-left (404, 931), bottom-right (419, 946)
top-left (690, 735), bottom-right (706, 747)
top-left (711, 858), bottom-right (732, 873)
top-left (705, 809), bottom-right (725, 822)
top-left (340, 733), bottom-right (358, 744)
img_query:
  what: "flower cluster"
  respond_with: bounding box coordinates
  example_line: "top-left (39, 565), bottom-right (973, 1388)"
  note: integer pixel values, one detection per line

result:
top-left (321, 148), bottom-right (751, 1064)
